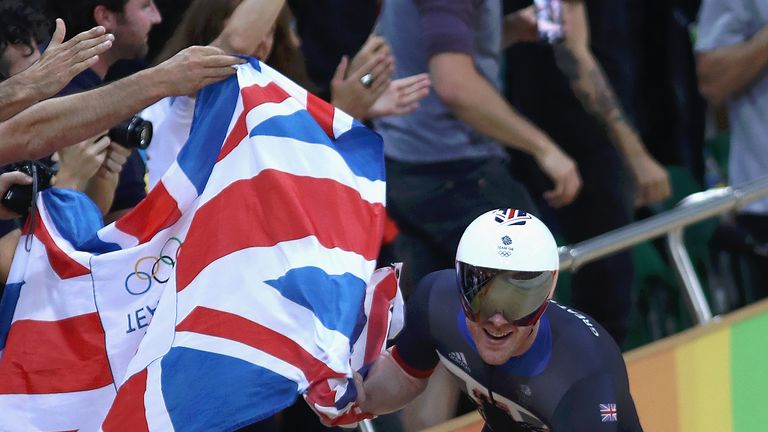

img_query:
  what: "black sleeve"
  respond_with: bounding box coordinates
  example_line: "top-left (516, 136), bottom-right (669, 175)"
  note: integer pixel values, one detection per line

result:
top-left (390, 271), bottom-right (442, 376)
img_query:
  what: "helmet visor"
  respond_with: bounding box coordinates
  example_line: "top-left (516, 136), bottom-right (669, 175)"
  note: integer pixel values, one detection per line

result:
top-left (456, 262), bottom-right (556, 326)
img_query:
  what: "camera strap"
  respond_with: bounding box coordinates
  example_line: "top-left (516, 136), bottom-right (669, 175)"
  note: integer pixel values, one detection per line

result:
top-left (24, 164), bottom-right (39, 252)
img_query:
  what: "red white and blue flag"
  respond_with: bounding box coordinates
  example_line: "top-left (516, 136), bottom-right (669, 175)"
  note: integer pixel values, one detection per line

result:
top-left (600, 403), bottom-right (618, 422)
top-left (0, 58), bottom-right (400, 431)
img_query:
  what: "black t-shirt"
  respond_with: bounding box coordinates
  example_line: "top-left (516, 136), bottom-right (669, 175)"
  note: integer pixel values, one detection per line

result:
top-left (393, 270), bottom-right (643, 431)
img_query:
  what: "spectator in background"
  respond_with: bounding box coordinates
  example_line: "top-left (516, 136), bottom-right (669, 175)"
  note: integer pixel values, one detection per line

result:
top-left (502, 0), bottom-right (670, 346)
top-left (0, 2), bottom-right (126, 232)
top-left (49, 0), bottom-right (162, 222)
top-left (696, 0), bottom-right (768, 301)
top-left (374, 0), bottom-right (581, 296)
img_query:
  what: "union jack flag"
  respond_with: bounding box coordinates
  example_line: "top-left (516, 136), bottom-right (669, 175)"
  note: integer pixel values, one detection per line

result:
top-left (0, 58), bottom-right (400, 431)
top-left (600, 403), bottom-right (618, 422)
top-left (493, 208), bottom-right (531, 226)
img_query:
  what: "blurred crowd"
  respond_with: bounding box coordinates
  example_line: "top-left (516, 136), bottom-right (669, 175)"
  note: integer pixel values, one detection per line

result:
top-left (0, 0), bottom-right (766, 431)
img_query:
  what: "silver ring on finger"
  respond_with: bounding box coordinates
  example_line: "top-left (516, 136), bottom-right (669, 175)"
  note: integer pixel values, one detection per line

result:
top-left (360, 73), bottom-right (374, 89)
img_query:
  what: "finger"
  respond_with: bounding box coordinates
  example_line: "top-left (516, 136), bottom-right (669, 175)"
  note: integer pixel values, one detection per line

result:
top-left (394, 102), bottom-right (420, 115)
top-left (351, 53), bottom-right (387, 79)
top-left (201, 54), bottom-right (248, 68)
top-left (543, 180), bottom-right (567, 208)
top-left (397, 86), bottom-right (430, 106)
top-left (72, 36), bottom-right (113, 64)
top-left (394, 73), bottom-right (430, 89)
top-left (204, 65), bottom-right (241, 78)
top-left (49, 18), bottom-right (66, 48)
top-left (63, 25), bottom-right (107, 49)
top-left (0, 171), bottom-right (33, 188)
top-left (91, 135), bottom-right (112, 153)
top-left (332, 56), bottom-right (349, 82)
top-left (105, 158), bottom-right (123, 173)
top-left (361, 35), bottom-right (387, 54)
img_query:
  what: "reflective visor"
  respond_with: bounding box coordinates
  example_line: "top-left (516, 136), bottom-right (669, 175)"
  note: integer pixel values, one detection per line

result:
top-left (456, 262), bottom-right (556, 326)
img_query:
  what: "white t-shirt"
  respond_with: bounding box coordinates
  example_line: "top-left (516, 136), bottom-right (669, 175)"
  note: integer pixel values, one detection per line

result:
top-left (696, 0), bottom-right (768, 214)
top-left (141, 96), bottom-right (196, 190)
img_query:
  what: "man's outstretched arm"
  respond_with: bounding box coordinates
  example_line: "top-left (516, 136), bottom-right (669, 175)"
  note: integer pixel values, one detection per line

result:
top-left (356, 349), bottom-right (430, 415)
top-left (0, 45), bottom-right (244, 164)
top-left (0, 19), bottom-right (114, 122)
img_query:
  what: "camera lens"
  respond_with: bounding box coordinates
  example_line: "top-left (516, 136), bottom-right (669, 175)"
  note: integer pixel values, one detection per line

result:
top-left (109, 116), bottom-right (153, 149)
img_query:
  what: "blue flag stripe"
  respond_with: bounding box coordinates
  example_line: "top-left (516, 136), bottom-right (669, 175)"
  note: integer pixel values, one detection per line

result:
top-left (264, 267), bottom-right (366, 337)
top-left (161, 347), bottom-right (298, 430)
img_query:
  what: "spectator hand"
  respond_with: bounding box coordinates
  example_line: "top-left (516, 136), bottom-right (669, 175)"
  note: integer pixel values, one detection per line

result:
top-left (0, 171), bottom-right (32, 219)
top-left (536, 146), bottom-right (581, 208)
top-left (504, 5), bottom-right (538, 45)
top-left (96, 142), bottom-right (131, 180)
top-left (348, 35), bottom-right (391, 76)
top-left (54, 134), bottom-right (111, 191)
top-left (153, 46), bottom-right (246, 96)
top-left (331, 53), bottom-right (394, 120)
top-left (628, 152), bottom-right (671, 207)
top-left (367, 73), bottom-right (431, 118)
top-left (23, 19), bottom-right (114, 98)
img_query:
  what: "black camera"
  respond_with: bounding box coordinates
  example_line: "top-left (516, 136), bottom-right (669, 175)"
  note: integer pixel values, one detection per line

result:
top-left (109, 116), bottom-right (153, 149)
top-left (1, 159), bottom-right (57, 216)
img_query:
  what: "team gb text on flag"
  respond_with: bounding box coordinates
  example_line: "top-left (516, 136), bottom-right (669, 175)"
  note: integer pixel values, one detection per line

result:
top-left (0, 58), bottom-right (400, 431)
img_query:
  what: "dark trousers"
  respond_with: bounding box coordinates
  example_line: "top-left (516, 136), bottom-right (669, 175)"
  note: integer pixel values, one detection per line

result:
top-left (385, 157), bottom-right (537, 295)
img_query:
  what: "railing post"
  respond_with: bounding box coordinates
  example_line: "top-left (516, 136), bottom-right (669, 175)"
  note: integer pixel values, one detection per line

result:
top-left (359, 419), bottom-right (376, 432)
top-left (665, 228), bottom-right (714, 324)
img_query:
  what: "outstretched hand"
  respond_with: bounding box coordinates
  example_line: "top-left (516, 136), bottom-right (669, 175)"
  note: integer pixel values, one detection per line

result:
top-left (367, 73), bottom-right (431, 118)
top-left (24, 19), bottom-right (114, 98)
top-left (152, 45), bottom-right (246, 96)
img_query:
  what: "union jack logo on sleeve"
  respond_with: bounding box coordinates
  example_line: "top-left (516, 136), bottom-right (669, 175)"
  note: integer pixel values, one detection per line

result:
top-left (600, 403), bottom-right (618, 422)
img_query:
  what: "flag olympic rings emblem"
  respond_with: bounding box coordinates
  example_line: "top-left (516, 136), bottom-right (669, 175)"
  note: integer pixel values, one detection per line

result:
top-left (124, 237), bottom-right (183, 296)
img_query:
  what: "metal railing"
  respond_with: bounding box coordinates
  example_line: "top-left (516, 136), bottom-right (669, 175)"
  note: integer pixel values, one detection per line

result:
top-left (558, 175), bottom-right (768, 324)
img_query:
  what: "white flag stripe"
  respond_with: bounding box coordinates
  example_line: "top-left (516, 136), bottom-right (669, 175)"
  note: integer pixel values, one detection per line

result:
top-left (0, 385), bottom-right (115, 432)
top-left (200, 134), bottom-right (385, 207)
top-left (144, 360), bottom-right (174, 432)
top-left (176, 243), bottom-right (372, 374)
top-left (173, 331), bottom-right (311, 392)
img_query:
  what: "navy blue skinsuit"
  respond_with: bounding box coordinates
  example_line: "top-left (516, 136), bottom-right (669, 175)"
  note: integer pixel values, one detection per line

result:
top-left (391, 270), bottom-right (643, 432)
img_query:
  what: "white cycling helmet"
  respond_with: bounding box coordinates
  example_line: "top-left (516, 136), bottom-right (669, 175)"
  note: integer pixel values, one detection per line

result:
top-left (455, 208), bottom-right (559, 325)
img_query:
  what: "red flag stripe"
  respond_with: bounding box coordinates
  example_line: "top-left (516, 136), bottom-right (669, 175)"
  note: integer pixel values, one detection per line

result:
top-left (306, 92), bottom-right (335, 138)
top-left (218, 82), bottom-right (292, 162)
top-left (26, 209), bottom-right (90, 279)
top-left (0, 313), bottom-right (112, 394)
top-left (176, 169), bottom-right (384, 292)
top-left (114, 181), bottom-right (182, 244)
top-left (176, 307), bottom-right (343, 385)
top-left (102, 369), bottom-right (149, 432)
top-left (364, 271), bottom-right (398, 365)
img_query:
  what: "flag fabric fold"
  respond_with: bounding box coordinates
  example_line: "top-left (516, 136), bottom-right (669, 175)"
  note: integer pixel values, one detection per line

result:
top-left (0, 58), bottom-right (398, 431)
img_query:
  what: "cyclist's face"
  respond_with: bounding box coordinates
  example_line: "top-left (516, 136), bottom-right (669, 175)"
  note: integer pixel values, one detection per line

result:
top-left (466, 312), bottom-right (539, 365)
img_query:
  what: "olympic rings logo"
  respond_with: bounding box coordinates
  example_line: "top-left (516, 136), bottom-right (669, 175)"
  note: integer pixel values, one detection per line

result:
top-left (124, 237), bottom-right (183, 296)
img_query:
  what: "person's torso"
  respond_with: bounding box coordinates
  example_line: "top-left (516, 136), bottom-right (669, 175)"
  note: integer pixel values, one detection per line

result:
top-left (419, 270), bottom-right (627, 431)
top-left (374, 0), bottom-right (506, 163)
top-left (698, 0), bottom-right (768, 213)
